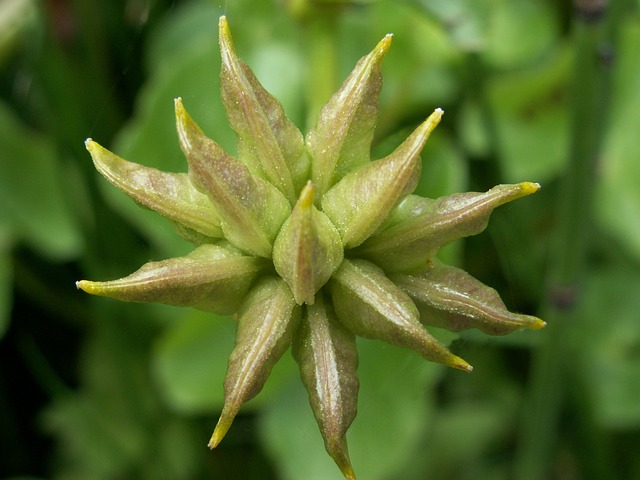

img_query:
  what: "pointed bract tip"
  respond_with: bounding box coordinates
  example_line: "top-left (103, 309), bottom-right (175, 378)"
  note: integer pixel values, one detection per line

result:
top-left (85, 138), bottom-right (99, 154)
top-left (341, 464), bottom-right (357, 480)
top-left (374, 33), bottom-right (393, 58)
top-left (207, 428), bottom-right (224, 449)
top-left (174, 97), bottom-right (191, 125)
top-left (219, 15), bottom-right (232, 46)
top-left (521, 182), bottom-right (541, 195)
top-left (76, 280), bottom-right (95, 294)
top-left (530, 318), bottom-right (547, 330)
top-left (451, 355), bottom-right (473, 372)
top-left (208, 414), bottom-right (233, 449)
top-left (416, 108), bottom-right (444, 138)
top-left (299, 181), bottom-right (315, 209)
top-left (429, 107), bottom-right (444, 123)
top-left (174, 96), bottom-right (184, 112)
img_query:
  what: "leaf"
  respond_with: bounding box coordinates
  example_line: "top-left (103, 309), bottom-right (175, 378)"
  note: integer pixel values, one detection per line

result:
top-left (411, 0), bottom-right (490, 52)
top-left (107, 1), bottom-right (233, 256)
top-left (153, 309), bottom-right (298, 415)
top-left (482, 0), bottom-right (557, 69)
top-left (0, 101), bottom-right (82, 259)
top-left (321, 110), bottom-right (442, 249)
top-left (596, 21), bottom-right (640, 262)
top-left (330, 259), bottom-right (471, 371)
top-left (576, 266), bottom-right (640, 428)
top-left (219, 16), bottom-right (306, 200)
top-left (307, 34), bottom-right (392, 196)
top-left (486, 46), bottom-right (571, 183)
top-left (0, 228), bottom-right (11, 339)
top-left (153, 310), bottom-right (233, 414)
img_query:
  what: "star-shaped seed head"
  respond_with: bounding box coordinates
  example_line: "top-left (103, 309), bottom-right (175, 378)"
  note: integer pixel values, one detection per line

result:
top-left (77, 16), bottom-right (544, 480)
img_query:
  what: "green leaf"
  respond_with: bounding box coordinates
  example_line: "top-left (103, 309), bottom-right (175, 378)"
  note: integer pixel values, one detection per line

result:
top-left (107, 2), bottom-right (232, 257)
top-left (260, 340), bottom-right (442, 480)
top-left (577, 266), bottom-right (640, 428)
top-left (153, 309), bottom-right (298, 415)
top-left (0, 101), bottom-right (82, 259)
top-left (153, 310), bottom-right (233, 413)
top-left (44, 307), bottom-right (203, 480)
top-left (482, 0), bottom-right (557, 69)
top-left (486, 46), bottom-right (571, 183)
top-left (596, 21), bottom-right (640, 262)
top-left (410, 0), bottom-right (490, 52)
top-left (0, 227), bottom-right (11, 339)
top-left (0, 0), bottom-right (38, 66)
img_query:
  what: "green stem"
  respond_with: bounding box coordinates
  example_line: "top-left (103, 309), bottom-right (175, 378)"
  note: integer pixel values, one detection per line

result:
top-left (301, 11), bottom-right (339, 130)
top-left (514, 1), bottom-right (625, 478)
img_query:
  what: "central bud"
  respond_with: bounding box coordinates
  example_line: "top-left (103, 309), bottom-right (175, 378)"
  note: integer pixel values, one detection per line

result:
top-left (273, 181), bottom-right (343, 305)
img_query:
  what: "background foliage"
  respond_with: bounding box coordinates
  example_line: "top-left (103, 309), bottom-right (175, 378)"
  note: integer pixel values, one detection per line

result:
top-left (2, 0), bottom-right (640, 479)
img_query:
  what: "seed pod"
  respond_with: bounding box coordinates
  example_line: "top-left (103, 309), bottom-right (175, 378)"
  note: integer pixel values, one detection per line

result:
top-left (273, 181), bottom-right (343, 305)
top-left (78, 18), bottom-right (543, 480)
top-left (293, 294), bottom-right (358, 480)
top-left (209, 277), bottom-right (301, 447)
top-left (77, 244), bottom-right (265, 315)
top-left (392, 261), bottom-right (545, 335)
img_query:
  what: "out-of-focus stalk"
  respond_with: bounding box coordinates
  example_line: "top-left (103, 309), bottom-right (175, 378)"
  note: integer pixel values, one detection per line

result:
top-left (514, 1), bottom-right (625, 478)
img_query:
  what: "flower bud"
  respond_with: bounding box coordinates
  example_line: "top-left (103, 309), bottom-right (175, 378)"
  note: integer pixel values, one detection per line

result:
top-left (273, 181), bottom-right (343, 305)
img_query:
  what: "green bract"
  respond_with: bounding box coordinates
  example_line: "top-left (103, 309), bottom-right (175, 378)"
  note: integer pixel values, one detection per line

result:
top-left (77, 16), bottom-right (544, 480)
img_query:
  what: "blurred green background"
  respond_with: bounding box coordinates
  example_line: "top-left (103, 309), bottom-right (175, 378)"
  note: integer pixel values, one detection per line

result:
top-left (2, 0), bottom-right (640, 479)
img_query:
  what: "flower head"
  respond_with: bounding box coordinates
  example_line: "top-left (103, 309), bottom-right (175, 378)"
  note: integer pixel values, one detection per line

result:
top-left (77, 16), bottom-right (544, 480)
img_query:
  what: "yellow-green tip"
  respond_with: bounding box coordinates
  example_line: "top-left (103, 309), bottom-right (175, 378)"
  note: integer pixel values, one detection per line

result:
top-left (208, 413), bottom-right (234, 449)
top-left (420, 108), bottom-right (444, 138)
top-left (219, 15), bottom-right (234, 53)
top-left (299, 180), bottom-right (315, 209)
top-left (374, 33), bottom-right (393, 58)
top-left (84, 138), bottom-right (107, 163)
top-left (520, 182), bottom-right (541, 196)
top-left (450, 355), bottom-right (473, 373)
top-left (219, 15), bottom-right (230, 37)
top-left (174, 96), bottom-right (185, 118)
top-left (341, 464), bottom-right (357, 480)
top-left (76, 280), bottom-right (99, 295)
top-left (529, 317), bottom-right (547, 330)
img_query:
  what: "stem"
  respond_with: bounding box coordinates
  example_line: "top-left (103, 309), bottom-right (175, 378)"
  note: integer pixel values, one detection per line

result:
top-left (514, 1), bottom-right (625, 478)
top-left (301, 11), bottom-right (339, 130)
